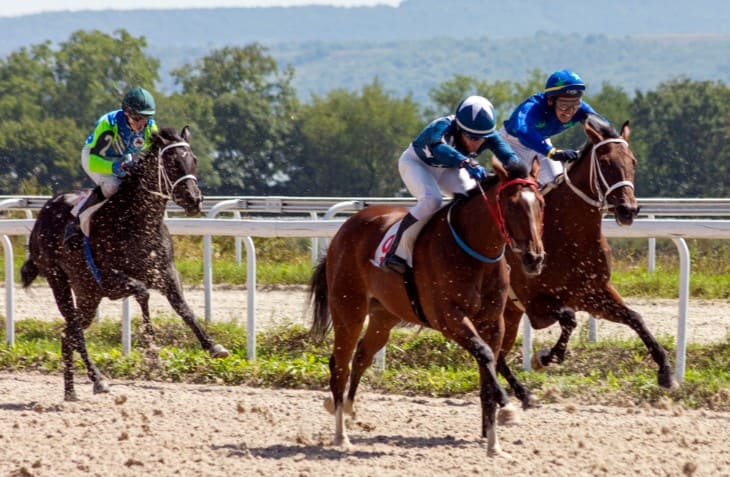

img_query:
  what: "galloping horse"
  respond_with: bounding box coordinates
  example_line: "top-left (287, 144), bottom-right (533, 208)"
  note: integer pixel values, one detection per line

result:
top-left (21, 126), bottom-right (229, 401)
top-left (498, 115), bottom-right (678, 409)
top-left (310, 160), bottom-right (544, 457)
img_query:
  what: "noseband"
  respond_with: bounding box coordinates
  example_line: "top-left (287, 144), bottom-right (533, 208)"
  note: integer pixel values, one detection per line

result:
top-left (563, 138), bottom-right (634, 211)
top-left (145, 141), bottom-right (199, 200)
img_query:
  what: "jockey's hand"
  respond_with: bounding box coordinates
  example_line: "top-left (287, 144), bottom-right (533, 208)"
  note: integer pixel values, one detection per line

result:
top-left (551, 149), bottom-right (580, 163)
top-left (462, 160), bottom-right (487, 181)
top-left (112, 154), bottom-right (140, 178)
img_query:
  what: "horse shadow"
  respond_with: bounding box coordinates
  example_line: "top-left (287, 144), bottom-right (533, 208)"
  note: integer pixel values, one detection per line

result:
top-left (213, 435), bottom-right (472, 461)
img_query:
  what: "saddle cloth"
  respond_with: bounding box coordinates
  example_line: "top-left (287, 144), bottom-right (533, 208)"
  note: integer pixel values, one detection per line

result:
top-left (371, 216), bottom-right (427, 269)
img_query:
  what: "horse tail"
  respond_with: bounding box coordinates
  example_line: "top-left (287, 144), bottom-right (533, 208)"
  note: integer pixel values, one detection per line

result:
top-left (309, 258), bottom-right (331, 341)
top-left (20, 259), bottom-right (40, 288)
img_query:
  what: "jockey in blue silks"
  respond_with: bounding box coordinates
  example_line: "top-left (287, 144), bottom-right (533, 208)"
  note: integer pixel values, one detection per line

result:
top-left (64, 86), bottom-right (159, 243)
top-left (500, 69), bottom-right (604, 187)
top-left (382, 95), bottom-right (527, 274)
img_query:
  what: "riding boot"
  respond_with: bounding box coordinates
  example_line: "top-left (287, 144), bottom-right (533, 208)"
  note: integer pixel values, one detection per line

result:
top-left (63, 187), bottom-right (105, 245)
top-left (382, 213), bottom-right (418, 274)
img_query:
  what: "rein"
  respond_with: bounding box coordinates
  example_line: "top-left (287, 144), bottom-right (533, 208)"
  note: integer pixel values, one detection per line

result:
top-left (563, 138), bottom-right (634, 211)
top-left (447, 177), bottom-right (539, 263)
top-left (143, 141), bottom-right (198, 200)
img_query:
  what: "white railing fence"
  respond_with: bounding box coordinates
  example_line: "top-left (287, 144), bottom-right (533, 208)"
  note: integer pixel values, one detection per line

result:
top-left (2, 196), bottom-right (730, 381)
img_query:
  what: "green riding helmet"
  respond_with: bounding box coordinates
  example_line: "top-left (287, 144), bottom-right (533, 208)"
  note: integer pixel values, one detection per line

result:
top-left (121, 86), bottom-right (156, 116)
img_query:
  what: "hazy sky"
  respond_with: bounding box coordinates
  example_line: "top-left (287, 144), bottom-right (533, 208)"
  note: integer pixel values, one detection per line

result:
top-left (0, 0), bottom-right (401, 17)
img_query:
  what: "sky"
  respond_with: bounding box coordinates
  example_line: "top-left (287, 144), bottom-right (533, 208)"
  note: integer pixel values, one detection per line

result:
top-left (0, 0), bottom-right (401, 17)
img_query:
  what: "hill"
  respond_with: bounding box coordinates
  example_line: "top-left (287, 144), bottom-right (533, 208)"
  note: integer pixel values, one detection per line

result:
top-left (1, 0), bottom-right (728, 102)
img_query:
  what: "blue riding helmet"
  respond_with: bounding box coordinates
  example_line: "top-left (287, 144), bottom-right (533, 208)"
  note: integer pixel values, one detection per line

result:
top-left (122, 86), bottom-right (156, 116)
top-left (454, 95), bottom-right (497, 138)
top-left (544, 69), bottom-right (586, 97)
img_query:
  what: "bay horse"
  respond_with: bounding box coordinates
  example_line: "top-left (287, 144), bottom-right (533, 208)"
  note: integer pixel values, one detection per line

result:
top-left (310, 160), bottom-right (544, 457)
top-left (498, 115), bottom-right (678, 409)
top-left (20, 126), bottom-right (229, 401)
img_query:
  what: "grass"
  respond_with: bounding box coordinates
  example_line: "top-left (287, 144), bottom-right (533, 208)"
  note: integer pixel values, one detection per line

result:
top-left (2, 316), bottom-right (730, 410)
top-left (2, 235), bottom-right (730, 409)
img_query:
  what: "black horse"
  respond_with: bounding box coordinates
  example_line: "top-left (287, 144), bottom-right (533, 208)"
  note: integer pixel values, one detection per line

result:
top-left (21, 126), bottom-right (229, 401)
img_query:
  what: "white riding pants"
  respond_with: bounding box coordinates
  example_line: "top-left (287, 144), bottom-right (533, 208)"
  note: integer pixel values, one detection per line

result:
top-left (398, 145), bottom-right (476, 221)
top-left (499, 127), bottom-right (564, 186)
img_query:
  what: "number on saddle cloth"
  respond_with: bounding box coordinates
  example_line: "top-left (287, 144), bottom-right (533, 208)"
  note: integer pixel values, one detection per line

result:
top-left (371, 217), bottom-right (428, 268)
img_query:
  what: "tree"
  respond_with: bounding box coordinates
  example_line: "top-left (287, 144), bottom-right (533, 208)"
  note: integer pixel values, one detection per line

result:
top-left (629, 78), bottom-right (730, 197)
top-left (288, 80), bottom-right (422, 196)
top-left (52, 29), bottom-right (160, 129)
top-left (172, 44), bottom-right (300, 195)
top-left (0, 29), bottom-right (161, 193)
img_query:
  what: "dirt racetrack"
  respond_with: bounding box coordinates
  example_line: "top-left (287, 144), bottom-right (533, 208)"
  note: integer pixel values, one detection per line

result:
top-left (1, 371), bottom-right (729, 477)
top-left (2, 286), bottom-right (730, 476)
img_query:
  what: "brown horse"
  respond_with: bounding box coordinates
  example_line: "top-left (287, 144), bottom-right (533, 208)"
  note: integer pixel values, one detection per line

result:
top-left (498, 115), bottom-right (678, 409)
top-left (310, 160), bottom-right (544, 457)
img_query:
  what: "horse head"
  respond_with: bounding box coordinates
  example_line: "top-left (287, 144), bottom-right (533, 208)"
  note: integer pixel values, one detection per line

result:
top-left (492, 157), bottom-right (545, 276)
top-left (141, 126), bottom-right (203, 216)
top-left (570, 115), bottom-right (640, 226)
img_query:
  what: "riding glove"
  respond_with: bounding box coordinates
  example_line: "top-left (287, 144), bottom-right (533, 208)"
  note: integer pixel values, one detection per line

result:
top-left (463, 161), bottom-right (487, 181)
top-left (550, 149), bottom-right (580, 163)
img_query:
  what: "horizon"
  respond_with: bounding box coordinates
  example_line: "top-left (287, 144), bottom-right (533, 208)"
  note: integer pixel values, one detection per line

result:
top-left (0, 0), bottom-right (401, 18)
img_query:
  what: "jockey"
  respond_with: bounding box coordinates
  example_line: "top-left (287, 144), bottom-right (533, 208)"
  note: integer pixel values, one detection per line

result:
top-left (500, 69), bottom-right (603, 186)
top-left (382, 95), bottom-right (528, 274)
top-left (64, 86), bottom-right (159, 243)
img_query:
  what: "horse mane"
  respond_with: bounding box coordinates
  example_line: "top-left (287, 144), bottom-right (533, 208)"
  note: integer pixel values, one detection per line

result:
top-left (463, 173), bottom-right (500, 199)
top-left (578, 114), bottom-right (621, 155)
top-left (155, 126), bottom-right (183, 142)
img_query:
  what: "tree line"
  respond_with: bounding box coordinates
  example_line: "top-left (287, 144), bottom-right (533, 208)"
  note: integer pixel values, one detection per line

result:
top-left (0, 30), bottom-right (727, 198)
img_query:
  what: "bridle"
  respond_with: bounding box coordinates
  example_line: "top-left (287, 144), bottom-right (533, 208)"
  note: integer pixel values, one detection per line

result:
top-left (144, 141), bottom-right (199, 200)
top-left (563, 138), bottom-right (634, 211)
top-left (447, 177), bottom-right (542, 263)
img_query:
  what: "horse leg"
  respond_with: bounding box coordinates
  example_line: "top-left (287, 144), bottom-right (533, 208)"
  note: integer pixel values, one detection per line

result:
top-left (346, 304), bottom-right (401, 414)
top-left (521, 295), bottom-right (577, 369)
top-left (585, 286), bottom-right (678, 389)
top-left (535, 307), bottom-right (577, 368)
top-left (446, 318), bottom-right (512, 458)
top-left (498, 305), bottom-right (539, 409)
top-left (160, 268), bottom-right (229, 358)
top-left (44, 271), bottom-right (82, 401)
top-left (73, 294), bottom-right (110, 395)
top-left (326, 293), bottom-right (368, 448)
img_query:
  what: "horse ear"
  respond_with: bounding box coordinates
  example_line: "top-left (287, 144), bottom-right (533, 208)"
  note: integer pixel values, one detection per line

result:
top-left (181, 126), bottom-right (192, 142)
top-left (620, 120), bottom-right (631, 141)
top-left (584, 119), bottom-right (602, 144)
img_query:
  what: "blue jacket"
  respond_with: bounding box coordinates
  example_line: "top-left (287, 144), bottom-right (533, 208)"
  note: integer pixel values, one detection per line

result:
top-left (503, 93), bottom-right (599, 156)
top-left (412, 115), bottom-right (520, 169)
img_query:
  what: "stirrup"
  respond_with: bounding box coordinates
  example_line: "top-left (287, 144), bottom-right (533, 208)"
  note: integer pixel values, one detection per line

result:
top-left (382, 254), bottom-right (409, 274)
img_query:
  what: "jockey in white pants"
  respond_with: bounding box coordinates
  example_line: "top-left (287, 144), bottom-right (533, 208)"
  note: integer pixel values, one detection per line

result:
top-left (382, 95), bottom-right (528, 274)
top-left (65, 86), bottom-right (158, 242)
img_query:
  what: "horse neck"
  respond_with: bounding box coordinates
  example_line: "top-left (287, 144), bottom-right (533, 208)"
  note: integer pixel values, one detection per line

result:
top-left (115, 175), bottom-right (169, 228)
top-left (448, 190), bottom-right (506, 260)
top-left (548, 152), bottom-right (605, 232)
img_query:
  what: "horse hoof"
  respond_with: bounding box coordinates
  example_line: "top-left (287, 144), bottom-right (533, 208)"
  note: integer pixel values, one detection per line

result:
top-left (487, 446), bottom-right (513, 460)
top-left (333, 434), bottom-right (352, 448)
top-left (64, 391), bottom-right (79, 402)
top-left (531, 348), bottom-right (551, 371)
top-left (209, 344), bottom-right (230, 358)
top-left (93, 380), bottom-right (111, 394)
top-left (522, 393), bottom-right (541, 410)
top-left (324, 397), bottom-right (335, 414)
top-left (497, 403), bottom-right (520, 426)
top-left (343, 398), bottom-right (355, 416)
